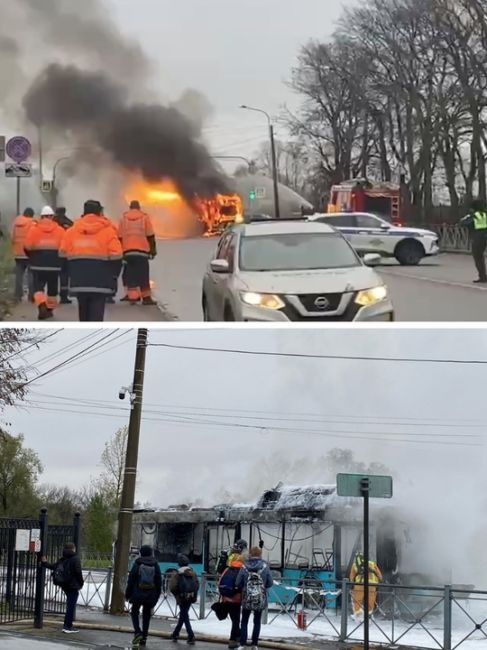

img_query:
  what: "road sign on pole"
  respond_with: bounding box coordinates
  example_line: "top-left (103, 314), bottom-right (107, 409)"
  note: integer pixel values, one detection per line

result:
top-left (6, 136), bottom-right (32, 164)
top-left (5, 163), bottom-right (32, 178)
top-left (255, 187), bottom-right (266, 199)
top-left (336, 473), bottom-right (392, 498)
top-left (337, 473), bottom-right (393, 650)
top-left (0, 136), bottom-right (5, 163)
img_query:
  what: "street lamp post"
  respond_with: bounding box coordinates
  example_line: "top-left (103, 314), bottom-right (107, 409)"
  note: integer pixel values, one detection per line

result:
top-left (239, 105), bottom-right (281, 219)
top-left (210, 155), bottom-right (256, 174)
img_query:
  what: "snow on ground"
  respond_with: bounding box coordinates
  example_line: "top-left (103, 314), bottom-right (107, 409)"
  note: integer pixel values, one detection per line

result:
top-left (73, 576), bottom-right (487, 649)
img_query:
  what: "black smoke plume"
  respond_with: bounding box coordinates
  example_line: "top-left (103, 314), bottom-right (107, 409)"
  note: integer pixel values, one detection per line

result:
top-left (23, 64), bottom-right (229, 198)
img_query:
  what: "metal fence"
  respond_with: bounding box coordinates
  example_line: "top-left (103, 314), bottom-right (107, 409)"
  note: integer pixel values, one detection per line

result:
top-left (431, 225), bottom-right (471, 253)
top-left (0, 518), bottom-right (39, 624)
top-left (0, 510), bottom-right (79, 627)
top-left (76, 572), bottom-right (487, 650)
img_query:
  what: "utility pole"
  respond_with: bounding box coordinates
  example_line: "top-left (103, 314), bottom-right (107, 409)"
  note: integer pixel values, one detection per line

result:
top-left (240, 105), bottom-right (281, 219)
top-left (269, 124), bottom-right (281, 219)
top-left (110, 328), bottom-right (148, 614)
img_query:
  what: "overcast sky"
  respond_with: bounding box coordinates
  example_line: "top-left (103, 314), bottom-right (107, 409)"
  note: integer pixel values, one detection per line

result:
top-left (5, 327), bottom-right (487, 583)
top-left (107, 0), bottom-right (354, 159)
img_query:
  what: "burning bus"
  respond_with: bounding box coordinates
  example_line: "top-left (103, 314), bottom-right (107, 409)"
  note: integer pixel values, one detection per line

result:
top-left (131, 483), bottom-right (402, 604)
top-left (124, 177), bottom-right (243, 238)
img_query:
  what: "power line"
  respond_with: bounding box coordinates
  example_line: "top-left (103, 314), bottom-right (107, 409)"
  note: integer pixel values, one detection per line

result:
top-left (1, 330), bottom-right (63, 363)
top-left (147, 342), bottom-right (487, 365)
top-left (17, 330), bottom-right (122, 390)
top-left (14, 401), bottom-right (481, 447)
top-left (30, 391), bottom-right (487, 426)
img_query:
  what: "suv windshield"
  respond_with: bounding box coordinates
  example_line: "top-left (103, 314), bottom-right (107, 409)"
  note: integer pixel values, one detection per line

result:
top-left (239, 233), bottom-right (360, 272)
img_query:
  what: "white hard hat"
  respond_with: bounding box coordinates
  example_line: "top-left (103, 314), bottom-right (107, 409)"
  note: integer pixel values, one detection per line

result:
top-left (41, 206), bottom-right (55, 217)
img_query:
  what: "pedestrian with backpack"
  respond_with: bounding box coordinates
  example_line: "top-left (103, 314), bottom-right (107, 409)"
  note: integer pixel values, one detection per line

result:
top-left (236, 547), bottom-right (273, 650)
top-left (125, 545), bottom-right (162, 648)
top-left (218, 553), bottom-right (244, 648)
top-left (41, 543), bottom-right (84, 634)
top-left (169, 554), bottom-right (199, 644)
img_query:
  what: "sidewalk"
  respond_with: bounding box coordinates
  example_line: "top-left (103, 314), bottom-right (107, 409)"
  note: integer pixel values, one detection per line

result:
top-left (5, 298), bottom-right (171, 322)
top-left (3, 609), bottom-right (356, 649)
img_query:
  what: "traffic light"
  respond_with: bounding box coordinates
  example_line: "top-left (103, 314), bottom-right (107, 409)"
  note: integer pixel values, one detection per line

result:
top-left (249, 190), bottom-right (256, 200)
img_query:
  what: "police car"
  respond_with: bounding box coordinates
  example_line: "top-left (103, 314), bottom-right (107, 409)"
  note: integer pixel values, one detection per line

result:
top-left (309, 212), bottom-right (439, 265)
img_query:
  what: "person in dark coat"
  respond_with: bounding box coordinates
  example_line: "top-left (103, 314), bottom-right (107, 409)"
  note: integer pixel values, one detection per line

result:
top-left (125, 545), bottom-right (162, 648)
top-left (169, 554), bottom-right (199, 644)
top-left (54, 207), bottom-right (74, 303)
top-left (41, 543), bottom-right (84, 634)
top-left (236, 547), bottom-right (273, 650)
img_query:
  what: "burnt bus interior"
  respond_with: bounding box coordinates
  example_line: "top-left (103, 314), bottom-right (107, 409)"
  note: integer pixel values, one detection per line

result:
top-left (131, 485), bottom-right (401, 582)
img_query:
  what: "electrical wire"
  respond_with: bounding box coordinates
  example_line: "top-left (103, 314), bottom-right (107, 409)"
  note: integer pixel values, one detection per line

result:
top-left (29, 391), bottom-right (487, 427)
top-left (17, 330), bottom-right (123, 390)
top-left (0, 330), bottom-right (63, 363)
top-left (12, 400), bottom-right (481, 447)
top-left (147, 342), bottom-right (487, 365)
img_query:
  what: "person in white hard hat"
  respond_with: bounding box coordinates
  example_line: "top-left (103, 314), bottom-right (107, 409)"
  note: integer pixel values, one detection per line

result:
top-left (24, 206), bottom-right (65, 320)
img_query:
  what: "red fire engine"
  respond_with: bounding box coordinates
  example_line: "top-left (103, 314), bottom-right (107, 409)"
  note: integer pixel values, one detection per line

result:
top-left (327, 178), bottom-right (403, 225)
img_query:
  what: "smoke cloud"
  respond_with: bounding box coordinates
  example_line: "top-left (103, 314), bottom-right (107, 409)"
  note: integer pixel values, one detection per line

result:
top-left (1, 0), bottom-right (229, 202)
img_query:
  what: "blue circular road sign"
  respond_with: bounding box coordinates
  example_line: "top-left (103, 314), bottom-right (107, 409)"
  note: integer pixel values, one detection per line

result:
top-left (6, 136), bottom-right (32, 164)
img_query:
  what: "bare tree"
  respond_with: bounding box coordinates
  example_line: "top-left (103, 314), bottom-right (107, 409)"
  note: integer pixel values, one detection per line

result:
top-left (98, 426), bottom-right (128, 506)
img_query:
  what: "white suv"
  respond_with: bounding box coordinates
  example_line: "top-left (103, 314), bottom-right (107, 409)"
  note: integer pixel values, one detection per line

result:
top-left (201, 220), bottom-right (394, 322)
top-left (309, 212), bottom-right (439, 265)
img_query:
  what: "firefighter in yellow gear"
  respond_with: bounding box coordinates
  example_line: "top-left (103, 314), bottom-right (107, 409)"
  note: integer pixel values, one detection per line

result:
top-left (349, 552), bottom-right (383, 617)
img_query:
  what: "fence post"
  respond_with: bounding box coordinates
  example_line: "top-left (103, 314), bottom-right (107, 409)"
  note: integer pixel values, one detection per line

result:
top-left (444, 584), bottom-right (452, 650)
top-left (199, 573), bottom-right (207, 620)
top-left (340, 578), bottom-right (349, 642)
top-left (262, 605), bottom-right (268, 625)
top-left (104, 567), bottom-right (113, 612)
top-left (34, 508), bottom-right (48, 629)
top-left (73, 512), bottom-right (81, 549)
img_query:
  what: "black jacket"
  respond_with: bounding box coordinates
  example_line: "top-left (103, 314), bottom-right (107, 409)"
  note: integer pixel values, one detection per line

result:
top-left (43, 549), bottom-right (84, 592)
top-left (125, 556), bottom-right (162, 605)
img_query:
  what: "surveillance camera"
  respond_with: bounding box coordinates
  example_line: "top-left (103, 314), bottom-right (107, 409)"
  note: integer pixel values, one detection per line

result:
top-left (119, 388), bottom-right (126, 400)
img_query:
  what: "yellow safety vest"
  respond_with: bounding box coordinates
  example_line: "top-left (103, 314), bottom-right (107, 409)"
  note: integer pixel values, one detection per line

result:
top-left (473, 211), bottom-right (487, 230)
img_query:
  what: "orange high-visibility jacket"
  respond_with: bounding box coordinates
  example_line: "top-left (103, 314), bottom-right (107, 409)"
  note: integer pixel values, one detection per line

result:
top-left (119, 209), bottom-right (155, 257)
top-left (11, 215), bottom-right (36, 259)
top-left (24, 218), bottom-right (65, 271)
top-left (60, 214), bottom-right (123, 295)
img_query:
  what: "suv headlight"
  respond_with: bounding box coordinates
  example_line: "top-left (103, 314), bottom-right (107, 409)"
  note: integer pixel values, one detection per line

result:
top-left (240, 292), bottom-right (285, 310)
top-left (355, 285), bottom-right (388, 307)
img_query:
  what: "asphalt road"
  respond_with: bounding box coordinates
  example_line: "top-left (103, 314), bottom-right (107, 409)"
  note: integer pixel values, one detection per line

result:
top-left (150, 238), bottom-right (487, 322)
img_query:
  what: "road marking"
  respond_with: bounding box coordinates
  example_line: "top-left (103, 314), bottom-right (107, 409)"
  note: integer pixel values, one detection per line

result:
top-left (381, 269), bottom-right (487, 291)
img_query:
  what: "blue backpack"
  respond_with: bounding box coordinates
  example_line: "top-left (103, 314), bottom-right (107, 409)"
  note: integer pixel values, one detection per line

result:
top-left (219, 567), bottom-right (239, 598)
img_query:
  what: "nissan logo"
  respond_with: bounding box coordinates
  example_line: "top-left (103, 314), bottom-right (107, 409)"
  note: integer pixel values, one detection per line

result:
top-left (314, 296), bottom-right (329, 310)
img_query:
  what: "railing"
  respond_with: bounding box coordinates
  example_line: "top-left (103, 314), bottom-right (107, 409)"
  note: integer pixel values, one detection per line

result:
top-left (430, 225), bottom-right (471, 253)
top-left (70, 571), bottom-right (487, 650)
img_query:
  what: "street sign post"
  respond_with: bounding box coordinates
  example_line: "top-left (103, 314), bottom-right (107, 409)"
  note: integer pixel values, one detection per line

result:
top-left (5, 163), bottom-right (32, 178)
top-left (0, 136), bottom-right (5, 163)
top-left (255, 187), bottom-right (266, 199)
top-left (6, 137), bottom-right (33, 215)
top-left (6, 136), bottom-right (32, 163)
top-left (337, 473), bottom-right (393, 650)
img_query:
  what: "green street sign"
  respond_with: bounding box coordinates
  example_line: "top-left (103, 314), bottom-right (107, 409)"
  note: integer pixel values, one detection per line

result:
top-left (336, 473), bottom-right (393, 499)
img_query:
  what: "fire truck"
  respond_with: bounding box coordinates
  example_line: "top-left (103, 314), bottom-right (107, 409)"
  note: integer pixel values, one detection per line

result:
top-left (327, 179), bottom-right (404, 226)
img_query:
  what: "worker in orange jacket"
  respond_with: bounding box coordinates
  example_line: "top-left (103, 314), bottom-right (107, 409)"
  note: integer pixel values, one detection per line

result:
top-left (24, 206), bottom-right (65, 320)
top-left (119, 200), bottom-right (157, 305)
top-left (11, 207), bottom-right (36, 302)
top-left (60, 200), bottom-right (123, 322)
